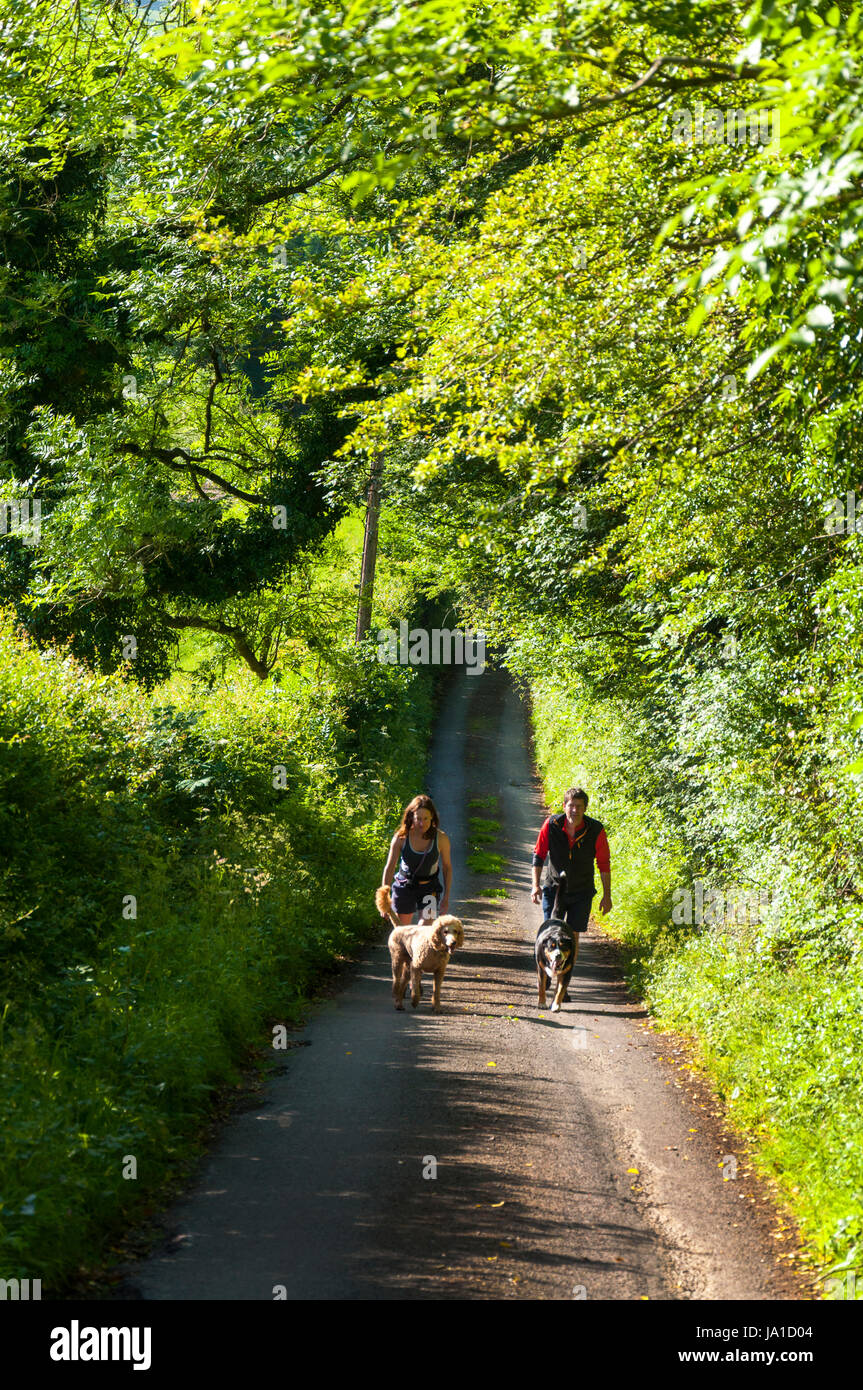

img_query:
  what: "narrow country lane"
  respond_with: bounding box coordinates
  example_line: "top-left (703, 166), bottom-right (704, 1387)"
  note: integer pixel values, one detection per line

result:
top-left (121, 668), bottom-right (808, 1301)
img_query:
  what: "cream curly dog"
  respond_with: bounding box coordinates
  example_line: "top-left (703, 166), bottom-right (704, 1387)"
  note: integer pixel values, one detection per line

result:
top-left (376, 887), bottom-right (464, 1012)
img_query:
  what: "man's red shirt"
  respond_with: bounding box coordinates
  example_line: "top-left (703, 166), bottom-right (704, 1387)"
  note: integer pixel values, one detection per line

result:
top-left (534, 816), bottom-right (610, 873)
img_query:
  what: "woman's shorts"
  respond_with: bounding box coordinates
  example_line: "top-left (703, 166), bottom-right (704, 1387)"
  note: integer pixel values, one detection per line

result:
top-left (391, 876), bottom-right (443, 919)
top-left (541, 886), bottom-right (594, 933)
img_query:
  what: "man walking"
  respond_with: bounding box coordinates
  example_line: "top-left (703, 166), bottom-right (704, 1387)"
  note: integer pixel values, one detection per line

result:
top-left (531, 787), bottom-right (611, 970)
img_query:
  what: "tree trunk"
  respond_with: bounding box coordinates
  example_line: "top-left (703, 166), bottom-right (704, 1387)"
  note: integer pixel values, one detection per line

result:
top-left (355, 455), bottom-right (382, 642)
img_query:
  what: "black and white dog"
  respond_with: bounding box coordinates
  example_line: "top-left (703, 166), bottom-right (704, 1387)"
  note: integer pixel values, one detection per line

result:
top-left (535, 873), bottom-right (576, 1012)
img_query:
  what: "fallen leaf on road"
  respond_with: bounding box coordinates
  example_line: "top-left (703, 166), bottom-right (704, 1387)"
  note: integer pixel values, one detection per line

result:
top-left (487, 1061), bottom-right (497, 1067)
top-left (626, 1168), bottom-right (639, 1175)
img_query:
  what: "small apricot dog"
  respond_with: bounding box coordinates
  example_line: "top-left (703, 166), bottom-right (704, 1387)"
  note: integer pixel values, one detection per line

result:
top-left (376, 887), bottom-right (464, 1012)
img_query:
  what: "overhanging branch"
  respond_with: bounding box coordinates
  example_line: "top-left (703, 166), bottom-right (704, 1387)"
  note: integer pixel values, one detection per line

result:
top-left (118, 442), bottom-right (266, 504)
top-left (165, 613), bottom-right (271, 680)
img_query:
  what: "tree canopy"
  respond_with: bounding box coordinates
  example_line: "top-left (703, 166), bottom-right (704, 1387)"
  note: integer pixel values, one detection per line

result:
top-left (2, 0), bottom-right (863, 743)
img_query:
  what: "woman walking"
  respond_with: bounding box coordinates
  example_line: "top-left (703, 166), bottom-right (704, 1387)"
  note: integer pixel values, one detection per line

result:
top-left (379, 794), bottom-right (452, 924)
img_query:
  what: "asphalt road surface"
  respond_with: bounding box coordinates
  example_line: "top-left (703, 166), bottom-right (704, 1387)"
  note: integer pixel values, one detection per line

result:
top-left (123, 667), bottom-right (808, 1301)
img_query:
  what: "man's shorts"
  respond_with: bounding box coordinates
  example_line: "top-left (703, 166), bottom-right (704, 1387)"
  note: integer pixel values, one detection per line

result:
top-left (391, 876), bottom-right (443, 920)
top-left (541, 886), bottom-right (593, 933)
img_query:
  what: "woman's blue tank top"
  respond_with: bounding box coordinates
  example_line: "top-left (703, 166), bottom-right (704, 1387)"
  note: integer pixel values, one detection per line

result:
top-left (395, 827), bottom-right (440, 883)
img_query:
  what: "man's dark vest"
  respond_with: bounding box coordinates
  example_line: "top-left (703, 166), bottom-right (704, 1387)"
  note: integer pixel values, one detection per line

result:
top-left (540, 814), bottom-right (603, 896)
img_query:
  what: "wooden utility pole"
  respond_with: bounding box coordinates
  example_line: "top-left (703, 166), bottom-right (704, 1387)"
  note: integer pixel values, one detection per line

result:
top-left (355, 455), bottom-right (382, 642)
